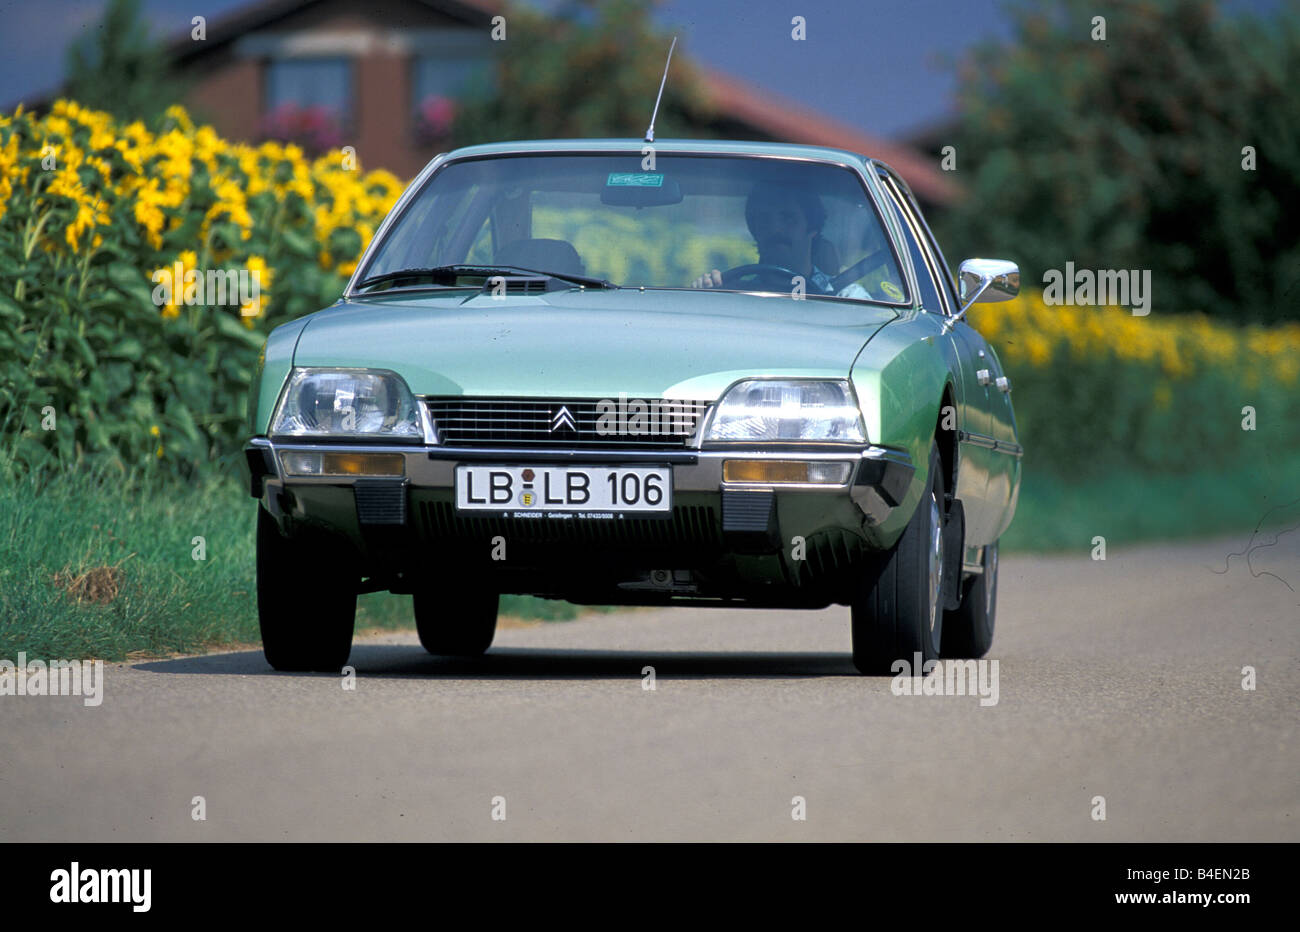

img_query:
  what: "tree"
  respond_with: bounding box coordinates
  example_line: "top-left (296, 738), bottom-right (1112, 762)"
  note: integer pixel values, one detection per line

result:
top-left (935, 0), bottom-right (1300, 323)
top-left (65, 0), bottom-right (180, 126)
top-left (451, 0), bottom-right (715, 146)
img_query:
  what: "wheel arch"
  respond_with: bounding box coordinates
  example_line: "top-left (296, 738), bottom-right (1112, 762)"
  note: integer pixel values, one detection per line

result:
top-left (936, 380), bottom-right (958, 509)
top-left (852, 334), bottom-right (958, 540)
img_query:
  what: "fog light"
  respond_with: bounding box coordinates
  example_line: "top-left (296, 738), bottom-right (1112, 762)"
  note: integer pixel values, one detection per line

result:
top-left (806, 461), bottom-right (852, 483)
top-left (280, 451), bottom-right (405, 477)
top-left (722, 460), bottom-right (851, 484)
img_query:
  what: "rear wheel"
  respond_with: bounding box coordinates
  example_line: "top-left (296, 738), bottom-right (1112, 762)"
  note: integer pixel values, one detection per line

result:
top-left (940, 540), bottom-right (998, 658)
top-left (851, 445), bottom-right (945, 675)
top-left (256, 507), bottom-right (357, 672)
top-left (413, 583), bottom-right (499, 656)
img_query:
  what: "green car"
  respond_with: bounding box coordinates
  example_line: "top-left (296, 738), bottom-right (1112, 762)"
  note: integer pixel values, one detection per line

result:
top-left (244, 139), bottom-right (1021, 674)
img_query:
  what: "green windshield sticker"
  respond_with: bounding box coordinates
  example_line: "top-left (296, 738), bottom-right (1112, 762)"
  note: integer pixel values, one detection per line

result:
top-left (606, 172), bottom-right (665, 187)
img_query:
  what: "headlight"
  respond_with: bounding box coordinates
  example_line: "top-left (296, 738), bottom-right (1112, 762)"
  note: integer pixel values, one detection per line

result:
top-left (271, 368), bottom-right (425, 440)
top-left (705, 379), bottom-right (866, 443)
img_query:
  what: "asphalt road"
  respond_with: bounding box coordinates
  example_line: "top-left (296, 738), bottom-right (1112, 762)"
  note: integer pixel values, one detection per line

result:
top-left (2, 533), bottom-right (1297, 841)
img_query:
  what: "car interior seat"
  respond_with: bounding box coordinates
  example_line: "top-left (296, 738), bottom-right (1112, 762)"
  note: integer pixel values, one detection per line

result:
top-left (812, 233), bottom-right (841, 275)
top-left (494, 238), bottom-right (585, 277)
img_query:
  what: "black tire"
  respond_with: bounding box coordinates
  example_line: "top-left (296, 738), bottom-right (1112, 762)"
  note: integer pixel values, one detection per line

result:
top-left (851, 444), bottom-right (946, 675)
top-left (940, 540), bottom-right (998, 659)
top-left (413, 584), bottom-right (499, 656)
top-left (256, 506), bottom-right (357, 672)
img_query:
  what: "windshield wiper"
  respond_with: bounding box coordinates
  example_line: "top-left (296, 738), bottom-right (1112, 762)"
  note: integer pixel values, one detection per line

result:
top-left (357, 265), bottom-right (615, 292)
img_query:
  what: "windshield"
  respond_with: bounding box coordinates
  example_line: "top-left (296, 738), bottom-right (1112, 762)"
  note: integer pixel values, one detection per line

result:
top-left (359, 153), bottom-right (909, 304)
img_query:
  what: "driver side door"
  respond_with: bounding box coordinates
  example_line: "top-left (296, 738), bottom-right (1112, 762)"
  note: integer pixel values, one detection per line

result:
top-left (878, 169), bottom-right (998, 544)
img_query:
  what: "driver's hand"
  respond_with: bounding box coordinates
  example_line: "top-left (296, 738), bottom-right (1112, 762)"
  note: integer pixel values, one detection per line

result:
top-left (691, 269), bottom-right (723, 289)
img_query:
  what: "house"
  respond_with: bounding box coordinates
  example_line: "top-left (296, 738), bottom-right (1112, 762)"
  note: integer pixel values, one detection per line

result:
top-left (32, 0), bottom-right (958, 209)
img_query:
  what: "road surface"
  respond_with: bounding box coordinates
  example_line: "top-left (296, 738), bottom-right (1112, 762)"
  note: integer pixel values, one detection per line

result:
top-left (2, 533), bottom-right (1297, 841)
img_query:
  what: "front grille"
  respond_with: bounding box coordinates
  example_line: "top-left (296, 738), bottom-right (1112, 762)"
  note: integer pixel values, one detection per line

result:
top-left (424, 397), bottom-right (709, 449)
top-left (419, 500), bottom-right (721, 551)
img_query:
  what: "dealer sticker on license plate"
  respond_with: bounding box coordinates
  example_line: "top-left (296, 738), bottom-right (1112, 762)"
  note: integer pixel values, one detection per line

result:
top-left (455, 465), bottom-right (672, 516)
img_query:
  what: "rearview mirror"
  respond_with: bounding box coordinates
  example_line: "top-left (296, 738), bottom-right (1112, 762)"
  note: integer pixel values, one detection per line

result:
top-left (946, 259), bottom-right (1013, 332)
top-left (958, 258), bottom-right (1019, 306)
top-left (945, 259), bottom-right (1019, 331)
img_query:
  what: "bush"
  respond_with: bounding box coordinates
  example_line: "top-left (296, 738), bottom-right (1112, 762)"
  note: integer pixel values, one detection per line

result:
top-left (0, 101), bottom-right (405, 478)
top-left (970, 292), bottom-right (1300, 479)
top-left (937, 0), bottom-right (1300, 325)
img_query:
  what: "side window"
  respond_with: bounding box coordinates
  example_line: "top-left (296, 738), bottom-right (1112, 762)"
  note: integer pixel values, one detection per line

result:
top-left (882, 185), bottom-right (944, 314)
top-left (907, 194), bottom-right (962, 313)
top-left (882, 175), bottom-right (952, 315)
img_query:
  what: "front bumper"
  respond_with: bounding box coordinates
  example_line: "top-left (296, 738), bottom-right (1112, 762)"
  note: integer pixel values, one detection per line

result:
top-left (244, 438), bottom-right (915, 601)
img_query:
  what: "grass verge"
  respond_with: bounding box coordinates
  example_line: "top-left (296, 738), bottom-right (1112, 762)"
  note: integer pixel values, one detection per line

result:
top-left (0, 469), bottom-right (591, 662)
top-left (1001, 453), bottom-right (1300, 552)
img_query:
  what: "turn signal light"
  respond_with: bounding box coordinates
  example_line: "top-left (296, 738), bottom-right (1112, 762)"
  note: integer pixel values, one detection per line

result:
top-left (280, 451), bottom-right (405, 477)
top-left (722, 460), bottom-right (851, 484)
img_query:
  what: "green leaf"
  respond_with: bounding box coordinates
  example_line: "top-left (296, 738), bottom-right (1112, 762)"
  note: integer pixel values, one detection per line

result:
top-left (107, 263), bottom-right (156, 306)
top-left (213, 312), bottom-right (266, 349)
top-left (106, 337), bottom-right (144, 361)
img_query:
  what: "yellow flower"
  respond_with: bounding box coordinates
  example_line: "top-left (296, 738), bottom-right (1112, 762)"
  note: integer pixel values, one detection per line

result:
top-left (204, 178), bottom-right (253, 239)
top-left (240, 255), bottom-right (273, 319)
top-left (133, 176), bottom-right (185, 249)
top-left (163, 104), bottom-right (194, 132)
top-left (151, 262), bottom-right (181, 317)
top-left (1024, 331), bottom-right (1053, 366)
top-left (154, 128), bottom-right (194, 182)
top-left (150, 425), bottom-right (160, 437)
top-left (0, 131), bottom-right (21, 223)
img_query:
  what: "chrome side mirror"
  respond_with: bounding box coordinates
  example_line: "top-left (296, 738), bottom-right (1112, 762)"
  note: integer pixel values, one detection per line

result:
top-left (945, 258), bottom-right (1020, 330)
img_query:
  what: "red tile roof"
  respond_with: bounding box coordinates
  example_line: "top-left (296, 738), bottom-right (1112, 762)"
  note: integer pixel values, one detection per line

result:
top-left (698, 66), bottom-right (959, 205)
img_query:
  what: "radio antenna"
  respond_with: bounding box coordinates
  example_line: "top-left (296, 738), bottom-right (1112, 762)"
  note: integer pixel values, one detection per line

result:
top-left (644, 36), bottom-right (678, 144)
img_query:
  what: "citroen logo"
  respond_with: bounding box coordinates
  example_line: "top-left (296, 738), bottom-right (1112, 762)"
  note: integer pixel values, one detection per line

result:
top-left (550, 405), bottom-right (577, 432)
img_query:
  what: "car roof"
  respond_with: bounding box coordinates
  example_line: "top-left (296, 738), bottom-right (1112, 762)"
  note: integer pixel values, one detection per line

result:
top-left (441, 138), bottom-right (883, 172)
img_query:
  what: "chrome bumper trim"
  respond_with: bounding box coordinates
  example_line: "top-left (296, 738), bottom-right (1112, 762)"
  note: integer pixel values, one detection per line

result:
top-left (246, 439), bottom-right (913, 502)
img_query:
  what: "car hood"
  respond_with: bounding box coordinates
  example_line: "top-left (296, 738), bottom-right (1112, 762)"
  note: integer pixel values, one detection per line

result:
top-left (291, 289), bottom-right (898, 400)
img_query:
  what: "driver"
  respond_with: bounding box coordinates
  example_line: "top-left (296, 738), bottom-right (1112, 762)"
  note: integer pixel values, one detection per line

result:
top-left (690, 182), bottom-right (867, 298)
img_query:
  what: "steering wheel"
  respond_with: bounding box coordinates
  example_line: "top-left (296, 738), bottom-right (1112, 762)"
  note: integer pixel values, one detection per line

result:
top-left (720, 263), bottom-right (807, 293)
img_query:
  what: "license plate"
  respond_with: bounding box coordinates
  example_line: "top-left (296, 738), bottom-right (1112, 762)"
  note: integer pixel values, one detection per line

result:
top-left (455, 465), bottom-right (672, 515)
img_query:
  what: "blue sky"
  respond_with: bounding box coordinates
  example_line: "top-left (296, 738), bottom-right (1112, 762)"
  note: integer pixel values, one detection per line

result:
top-left (0, 0), bottom-right (1282, 140)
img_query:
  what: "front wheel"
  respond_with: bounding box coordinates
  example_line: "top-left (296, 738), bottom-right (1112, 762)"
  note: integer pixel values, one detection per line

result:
top-left (256, 507), bottom-right (357, 673)
top-left (850, 445), bottom-right (945, 675)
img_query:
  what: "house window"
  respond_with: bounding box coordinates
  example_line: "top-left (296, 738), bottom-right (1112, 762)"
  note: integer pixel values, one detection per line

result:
top-left (263, 58), bottom-right (352, 152)
top-left (411, 53), bottom-right (492, 143)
